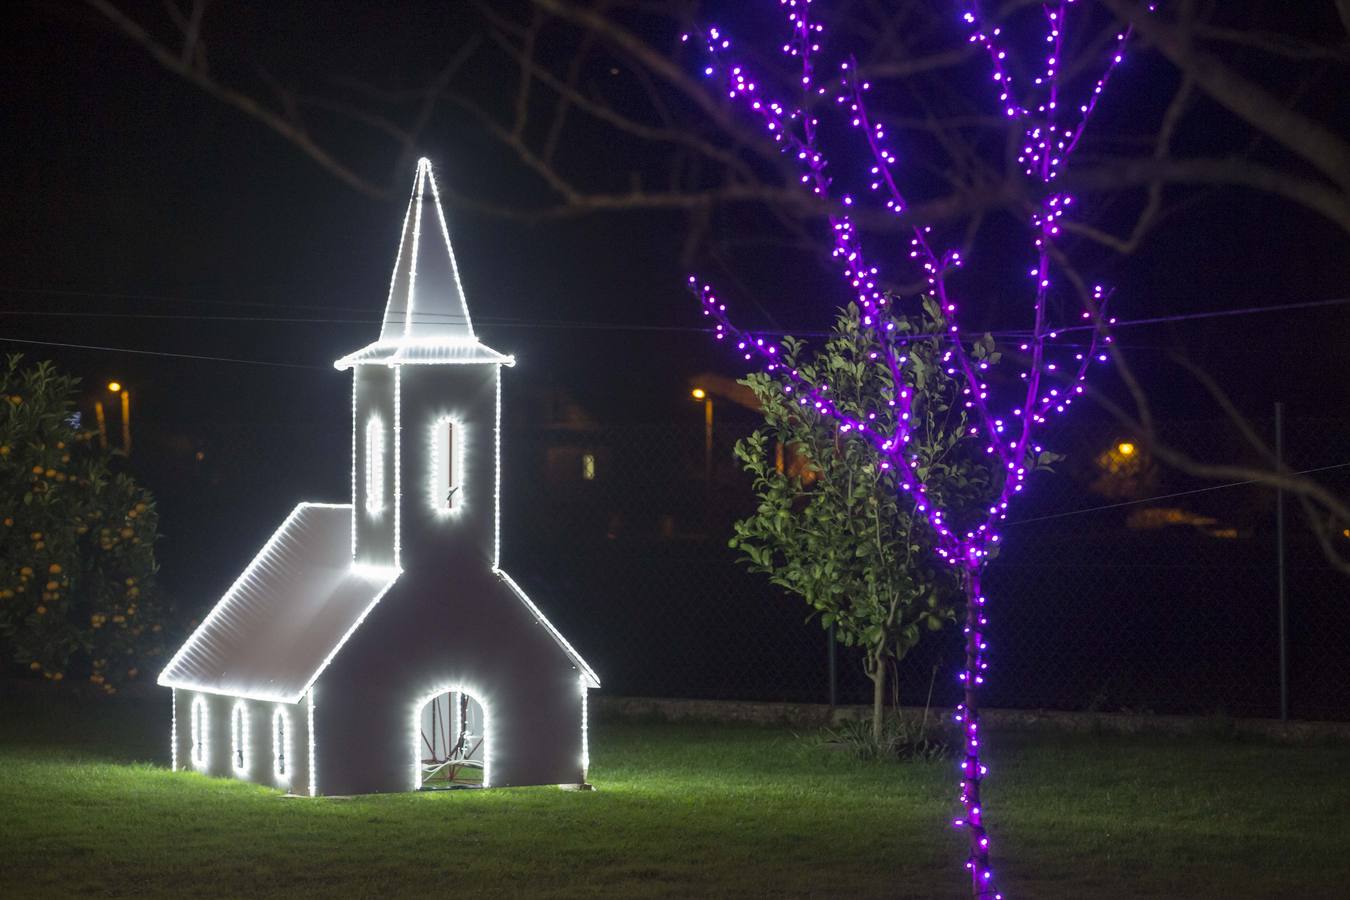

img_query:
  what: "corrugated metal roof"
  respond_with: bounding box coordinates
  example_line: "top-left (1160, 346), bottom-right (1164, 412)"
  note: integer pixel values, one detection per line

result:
top-left (334, 338), bottom-right (514, 370)
top-left (158, 503), bottom-right (400, 703)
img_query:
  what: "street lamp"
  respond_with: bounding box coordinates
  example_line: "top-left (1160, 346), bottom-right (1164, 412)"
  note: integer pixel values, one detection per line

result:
top-left (1117, 441), bottom-right (1136, 457)
top-left (96, 380), bottom-right (132, 454)
top-left (691, 388), bottom-right (713, 528)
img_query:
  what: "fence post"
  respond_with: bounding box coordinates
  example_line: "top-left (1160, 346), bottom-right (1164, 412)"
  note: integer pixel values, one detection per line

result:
top-left (827, 622), bottom-right (838, 708)
top-left (1275, 401), bottom-right (1288, 721)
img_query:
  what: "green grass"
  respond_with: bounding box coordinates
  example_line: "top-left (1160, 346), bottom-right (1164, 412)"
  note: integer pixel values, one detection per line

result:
top-left (1, 691), bottom-right (1347, 898)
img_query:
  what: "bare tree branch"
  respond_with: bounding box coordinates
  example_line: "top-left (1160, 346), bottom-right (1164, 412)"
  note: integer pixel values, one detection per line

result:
top-left (1101, 0), bottom-right (1350, 191)
top-left (83, 0), bottom-right (394, 199)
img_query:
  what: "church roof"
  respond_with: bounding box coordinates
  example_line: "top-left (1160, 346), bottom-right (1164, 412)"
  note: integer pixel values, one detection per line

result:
top-left (158, 503), bottom-right (601, 699)
top-left (335, 158), bottom-right (510, 370)
top-left (158, 503), bottom-right (401, 703)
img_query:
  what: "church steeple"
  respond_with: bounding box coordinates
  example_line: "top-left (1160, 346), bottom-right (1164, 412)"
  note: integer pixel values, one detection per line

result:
top-left (379, 157), bottom-right (474, 341)
top-left (336, 158), bottom-right (512, 370)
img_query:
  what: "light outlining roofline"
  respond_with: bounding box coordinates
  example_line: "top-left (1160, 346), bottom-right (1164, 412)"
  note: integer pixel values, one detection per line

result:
top-left (489, 361), bottom-right (599, 688)
top-left (403, 159), bottom-right (426, 340)
top-left (421, 158), bottom-right (476, 338)
top-left (159, 570), bottom-right (400, 706)
top-left (158, 503), bottom-right (335, 688)
top-left (383, 170), bottom-right (418, 335)
top-left (333, 343), bottom-right (515, 370)
top-left (157, 502), bottom-right (399, 705)
top-left (493, 568), bottom-right (600, 689)
top-left (292, 572), bottom-right (400, 700)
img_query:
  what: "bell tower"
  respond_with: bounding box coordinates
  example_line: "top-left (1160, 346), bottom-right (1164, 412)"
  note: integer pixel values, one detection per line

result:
top-left (335, 159), bottom-right (515, 572)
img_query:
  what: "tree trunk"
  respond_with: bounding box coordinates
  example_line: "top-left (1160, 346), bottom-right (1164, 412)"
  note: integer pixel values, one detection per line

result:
top-left (958, 568), bottom-right (995, 898)
top-left (867, 655), bottom-right (886, 743)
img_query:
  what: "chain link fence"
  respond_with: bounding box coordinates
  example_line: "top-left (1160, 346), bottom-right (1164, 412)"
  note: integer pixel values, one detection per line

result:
top-left (500, 414), bottom-right (1350, 721)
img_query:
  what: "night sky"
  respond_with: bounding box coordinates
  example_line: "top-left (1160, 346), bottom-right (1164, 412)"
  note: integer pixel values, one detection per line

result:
top-left (4, 1), bottom-right (1348, 606)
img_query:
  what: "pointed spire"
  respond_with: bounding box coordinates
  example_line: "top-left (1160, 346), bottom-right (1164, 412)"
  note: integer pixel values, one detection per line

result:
top-left (336, 158), bottom-right (513, 370)
top-left (379, 158), bottom-right (475, 342)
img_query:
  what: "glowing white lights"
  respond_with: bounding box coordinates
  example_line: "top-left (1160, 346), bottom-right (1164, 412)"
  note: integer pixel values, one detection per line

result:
top-left (170, 688), bottom-right (178, 772)
top-left (190, 694), bottom-right (208, 770)
top-left (493, 366), bottom-right (502, 569)
top-left (293, 574), bottom-right (400, 700)
top-left (159, 503), bottom-right (399, 705)
top-left (231, 700), bottom-right (250, 776)
top-left (579, 675), bottom-right (590, 778)
top-left (494, 569), bottom-right (601, 689)
top-left (411, 685), bottom-right (492, 791)
top-left (393, 367), bottom-right (403, 567)
top-left (163, 157), bottom-right (596, 797)
top-left (272, 707), bottom-right (292, 782)
top-left (429, 414), bottom-right (465, 516)
top-left (366, 418), bottom-right (386, 515)
top-left (307, 689), bottom-right (317, 798)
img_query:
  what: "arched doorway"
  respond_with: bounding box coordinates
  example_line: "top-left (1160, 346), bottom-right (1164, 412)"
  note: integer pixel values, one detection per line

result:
top-left (416, 689), bottom-right (487, 789)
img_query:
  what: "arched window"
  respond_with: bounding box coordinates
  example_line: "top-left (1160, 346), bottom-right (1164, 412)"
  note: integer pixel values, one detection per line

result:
top-left (430, 416), bottom-right (462, 514)
top-left (366, 418), bottom-right (385, 514)
top-left (190, 695), bottom-right (208, 769)
top-left (231, 701), bottom-right (249, 775)
top-left (272, 708), bottom-right (290, 781)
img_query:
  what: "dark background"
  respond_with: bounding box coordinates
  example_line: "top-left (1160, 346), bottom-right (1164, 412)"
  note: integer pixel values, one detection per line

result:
top-left (3, 1), bottom-right (1347, 716)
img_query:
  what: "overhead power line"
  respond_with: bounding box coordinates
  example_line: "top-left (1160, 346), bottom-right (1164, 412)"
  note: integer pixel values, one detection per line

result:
top-left (1005, 461), bottom-right (1350, 526)
top-left (0, 292), bottom-right (1346, 338)
top-left (0, 336), bottom-right (326, 370)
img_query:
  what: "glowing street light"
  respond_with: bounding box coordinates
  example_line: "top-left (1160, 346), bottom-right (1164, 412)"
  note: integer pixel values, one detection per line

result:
top-left (96, 381), bottom-right (131, 454)
top-left (691, 387), bottom-right (713, 526)
top-left (1117, 441), bottom-right (1136, 457)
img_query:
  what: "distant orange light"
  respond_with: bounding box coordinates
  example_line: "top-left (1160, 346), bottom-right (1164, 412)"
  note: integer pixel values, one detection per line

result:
top-left (1117, 442), bottom-right (1136, 457)
top-left (107, 381), bottom-right (122, 393)
top-left (691, 388), bottom-right (707, 400)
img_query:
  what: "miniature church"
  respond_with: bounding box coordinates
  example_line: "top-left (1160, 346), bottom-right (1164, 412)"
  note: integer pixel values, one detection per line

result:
top-left (158, 159), bottom-right (599, 795)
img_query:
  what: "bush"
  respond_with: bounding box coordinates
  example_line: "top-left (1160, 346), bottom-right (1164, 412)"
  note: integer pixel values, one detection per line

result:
top-left (0, 356), bottom-right (167, 693)
top-left (816, 713), bottom-right (952, 763)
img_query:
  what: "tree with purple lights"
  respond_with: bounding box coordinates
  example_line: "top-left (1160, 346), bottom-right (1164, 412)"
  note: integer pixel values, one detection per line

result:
top-left (685, 2), bottom-right (1146, 895)
top-left (730, 300), bottom-right (1053, 744)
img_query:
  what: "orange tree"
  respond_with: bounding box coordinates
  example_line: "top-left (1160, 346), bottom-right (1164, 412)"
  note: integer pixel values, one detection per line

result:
top-left (0, 355), bottom-right (166, 693)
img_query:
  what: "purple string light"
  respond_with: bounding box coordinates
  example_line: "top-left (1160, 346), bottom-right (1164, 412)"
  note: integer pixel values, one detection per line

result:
top-left (685, 2), bottom-right (1151, 895)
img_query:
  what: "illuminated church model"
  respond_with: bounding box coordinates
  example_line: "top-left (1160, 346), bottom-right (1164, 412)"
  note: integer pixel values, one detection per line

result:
top-left (159, 159), bottom-right (599, 795)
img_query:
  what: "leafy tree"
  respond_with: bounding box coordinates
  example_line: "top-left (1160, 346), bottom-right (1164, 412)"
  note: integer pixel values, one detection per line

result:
top-left (0, 356), bottom-right (166, 693)
top-left (731, 302), bottom-right (1002, 741)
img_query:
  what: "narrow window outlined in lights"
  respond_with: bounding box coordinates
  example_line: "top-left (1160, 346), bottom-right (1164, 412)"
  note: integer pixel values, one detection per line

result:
top-left (582, 453), bottom-right (596, 481)
top-left (366, 418), bottom-right (385, 514)
top-left (190, 695), bottom-right (208, 769)
top-left (231, 701), bottom-right (249, 775)
top-left (430, 415), bottom-right (463, 515)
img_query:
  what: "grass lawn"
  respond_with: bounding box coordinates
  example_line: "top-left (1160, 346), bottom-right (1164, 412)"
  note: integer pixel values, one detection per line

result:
top-left (1, 691), bottom-right (1347, 898)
